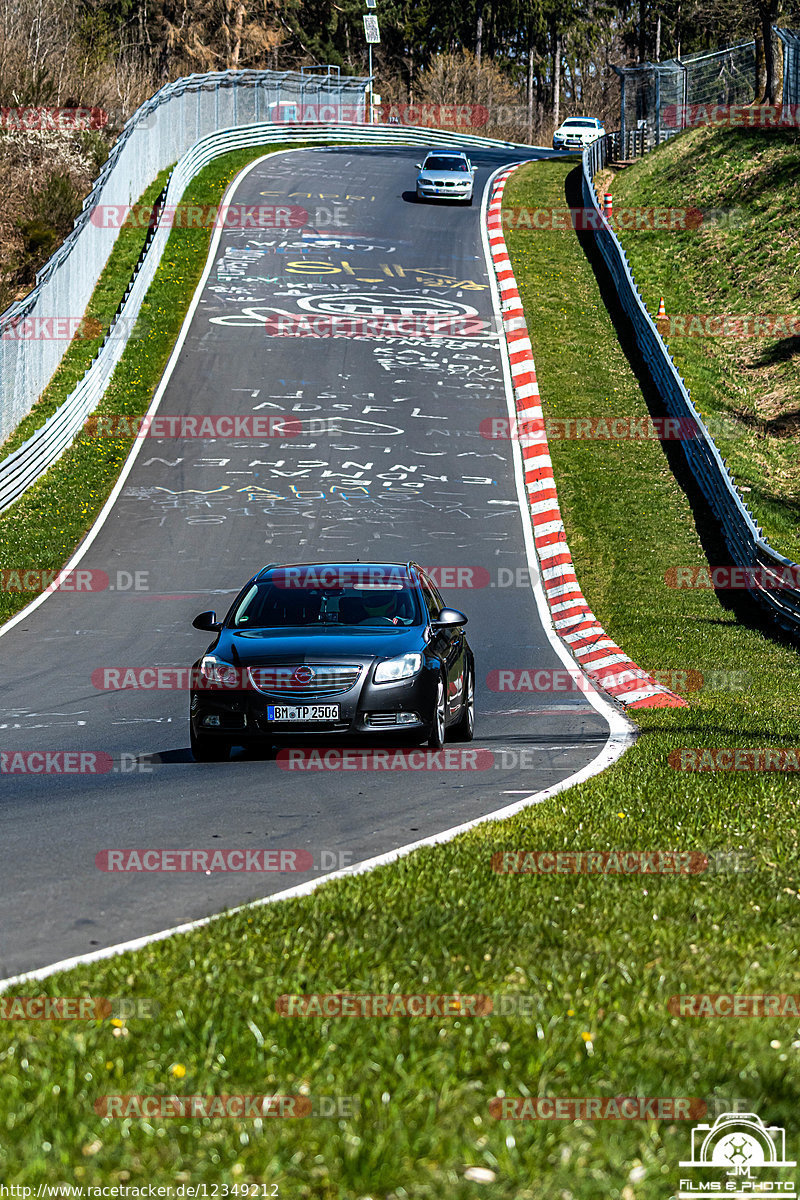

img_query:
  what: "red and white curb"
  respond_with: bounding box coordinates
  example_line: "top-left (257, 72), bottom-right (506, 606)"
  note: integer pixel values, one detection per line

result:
top-left (486, 166), bottom-right (685, 710)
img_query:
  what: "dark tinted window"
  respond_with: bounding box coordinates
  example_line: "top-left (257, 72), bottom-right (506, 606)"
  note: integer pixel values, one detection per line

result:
top-left (424, 157), bottom-right (468, 172)
top-left (232, 580), bottom-right (422, 628)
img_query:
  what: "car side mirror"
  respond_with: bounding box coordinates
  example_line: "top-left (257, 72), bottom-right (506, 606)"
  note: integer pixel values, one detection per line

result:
top-left (193, 610), bottom-right (221, 632)
top-left (415, 162), bottom-right (422, 168)
top-left (431, 607), bottom-right (468, 631)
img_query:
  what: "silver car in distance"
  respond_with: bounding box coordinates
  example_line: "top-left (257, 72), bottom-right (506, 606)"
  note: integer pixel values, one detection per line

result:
top-left (415, 151), bottom-right (475, 205)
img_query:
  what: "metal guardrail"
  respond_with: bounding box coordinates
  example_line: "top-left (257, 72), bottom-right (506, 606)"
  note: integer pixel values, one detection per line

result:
top-left (0, 69), bottom-right (370, 450)
top-left (0, 122), bottom-right (532, 512)
top-left (606, 128), bottom-right (647, 160)
top-left (583, 134), bottom-right (800, 637)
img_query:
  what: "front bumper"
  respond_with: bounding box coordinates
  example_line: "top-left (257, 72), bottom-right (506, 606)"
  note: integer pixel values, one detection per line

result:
top-left (190, 665), bottom-right (440, 742)
top-left (416, 184), bottom-right (473, 201)
top-left (554, 136), bottom-right (600, 151)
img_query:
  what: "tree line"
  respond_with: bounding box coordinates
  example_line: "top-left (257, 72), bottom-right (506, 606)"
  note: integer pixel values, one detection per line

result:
top-left (1, 0), bottom-right (797, 136)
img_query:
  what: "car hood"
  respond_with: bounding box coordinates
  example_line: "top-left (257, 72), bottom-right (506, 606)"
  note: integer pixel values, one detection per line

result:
top-left (213, 626), bottom-right (425, 665)
top-left (418, 169), bottom-right (471, 181)
top-left (557, 127), bottom-right (599, 139)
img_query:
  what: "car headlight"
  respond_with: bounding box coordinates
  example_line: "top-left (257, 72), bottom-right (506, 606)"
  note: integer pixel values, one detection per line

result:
top-left (419, 177), bottom-right (432, 185)
top-left (199, 655), bottom-right (241, 687)
top-left (374, 652), bottom-right (423, 684)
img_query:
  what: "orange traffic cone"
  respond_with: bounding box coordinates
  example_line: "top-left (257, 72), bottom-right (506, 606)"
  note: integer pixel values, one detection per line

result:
top-left (656, 296), bottom-right (666, 318)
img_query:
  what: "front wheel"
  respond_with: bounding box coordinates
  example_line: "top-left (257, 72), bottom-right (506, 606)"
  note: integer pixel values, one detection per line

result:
top-left (427, 677), bottom-right (447, 749)
top-left (190, 724), bottom-right (231, 762)
top-left (450, 663), bottom-right (475, 742)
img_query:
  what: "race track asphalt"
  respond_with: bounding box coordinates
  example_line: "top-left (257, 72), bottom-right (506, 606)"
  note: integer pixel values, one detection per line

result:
top-left (0, 145), bottom-right (616, 979)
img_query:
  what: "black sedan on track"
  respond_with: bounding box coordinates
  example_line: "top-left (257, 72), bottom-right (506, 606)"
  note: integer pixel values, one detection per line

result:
top-left (189, 561), bottom-right (475, 761)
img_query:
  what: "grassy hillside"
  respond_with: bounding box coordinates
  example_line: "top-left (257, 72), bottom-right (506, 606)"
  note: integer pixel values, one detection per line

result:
top-left (607, 125), bottom-right (800, 561)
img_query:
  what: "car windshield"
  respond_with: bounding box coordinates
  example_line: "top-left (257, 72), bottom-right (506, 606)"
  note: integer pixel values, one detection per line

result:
top-left (231, 576), bottom-right (422, 628)
top-left (424, 157), bottom-right (468, 172)
top-left (563, 119), bottom-right (597, 128)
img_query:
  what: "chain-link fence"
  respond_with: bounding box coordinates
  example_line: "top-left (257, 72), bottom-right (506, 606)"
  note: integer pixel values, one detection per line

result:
top-left (777, 29), bottom-right (800, 108)
top-left (613, 41), bottom-right (756, 147)
top-left (0, 68), bottom-right (369, 449)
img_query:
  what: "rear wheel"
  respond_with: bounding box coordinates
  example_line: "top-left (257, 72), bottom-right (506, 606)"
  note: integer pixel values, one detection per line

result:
top-left (190, 724), bottom-right (231, 762)
top-left (450, 662), bottom-right (475, 742)
top-left (427, 677), bottom-right (447, 749)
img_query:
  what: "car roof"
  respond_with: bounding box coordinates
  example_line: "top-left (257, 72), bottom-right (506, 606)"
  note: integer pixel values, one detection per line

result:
top-left (424, 150), bottom-right (469, 158)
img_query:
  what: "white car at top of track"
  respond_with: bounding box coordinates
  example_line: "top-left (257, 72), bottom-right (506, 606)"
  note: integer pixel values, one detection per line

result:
top-left (552, 116), bottom-right (605, 151)
top-left (415, 152), bottom-right (476, 205)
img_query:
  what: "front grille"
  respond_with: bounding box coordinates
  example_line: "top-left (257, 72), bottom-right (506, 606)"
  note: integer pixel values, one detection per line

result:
top-left (247, 664), bottom-right (362, 697)
top-left (365, 712), bottom-right (401, 727)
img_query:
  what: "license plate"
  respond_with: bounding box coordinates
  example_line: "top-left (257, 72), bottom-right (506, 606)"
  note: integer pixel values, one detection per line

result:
top-left (267, 704), bottom-right (340, 722)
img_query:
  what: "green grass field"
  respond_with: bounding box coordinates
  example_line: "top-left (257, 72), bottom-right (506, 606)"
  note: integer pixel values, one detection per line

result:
top-left (1, 149), bottom-right (799, 1197)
